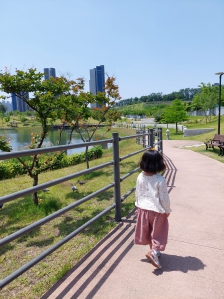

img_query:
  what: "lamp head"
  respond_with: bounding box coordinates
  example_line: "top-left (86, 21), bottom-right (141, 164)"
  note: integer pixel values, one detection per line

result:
top-left (215, 72), bottom-right (224, 75)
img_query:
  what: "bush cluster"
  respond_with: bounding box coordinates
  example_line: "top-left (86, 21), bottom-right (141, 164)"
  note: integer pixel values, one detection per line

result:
top-left (0, 145), bottom-right (103, 180)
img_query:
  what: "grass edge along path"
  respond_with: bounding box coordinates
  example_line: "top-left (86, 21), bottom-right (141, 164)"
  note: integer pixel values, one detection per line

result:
top-left (0, 128), bottom-right (142, 299)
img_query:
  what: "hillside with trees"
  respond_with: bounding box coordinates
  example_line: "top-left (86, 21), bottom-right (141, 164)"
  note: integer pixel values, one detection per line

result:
top-left (115, 87), bottom-right (200, 107)
top-left (115, 83), bottom-right (224, 124)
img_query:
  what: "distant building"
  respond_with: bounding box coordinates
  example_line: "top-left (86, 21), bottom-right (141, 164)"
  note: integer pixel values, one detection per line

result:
top-left (11, 92), bottom-right (29, 112)
top-left (1, 100), bottom-right (12, 111)
top-left (212, 83), bottom-right (224, 87)
top-left (89, 65), bottom-right (105, 108)
top-left (44, 68), bottom-right (56, 80)
top-left (188, 107), bottom-right (224, 117)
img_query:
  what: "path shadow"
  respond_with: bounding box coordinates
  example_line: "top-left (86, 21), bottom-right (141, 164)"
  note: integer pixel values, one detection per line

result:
top-left (141, 253), bottom-right (206, 275)
top-left (163, 154), bottom-right (177, 194)
top-left (40, 222), bottom-right (135, 299)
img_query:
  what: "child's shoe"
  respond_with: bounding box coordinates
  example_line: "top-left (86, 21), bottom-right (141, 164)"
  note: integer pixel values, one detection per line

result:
top-left (145, 250), bottom-right (161, 269)
top-left (147, 251), bottom-right (161, 262)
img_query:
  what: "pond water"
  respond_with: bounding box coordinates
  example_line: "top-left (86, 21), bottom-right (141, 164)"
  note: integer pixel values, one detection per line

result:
top-left (0, 127), bottom-right (110, 155)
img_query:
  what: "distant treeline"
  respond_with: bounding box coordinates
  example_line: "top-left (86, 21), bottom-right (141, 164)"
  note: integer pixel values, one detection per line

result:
top-left (115, 87), bottom-right (200, 107)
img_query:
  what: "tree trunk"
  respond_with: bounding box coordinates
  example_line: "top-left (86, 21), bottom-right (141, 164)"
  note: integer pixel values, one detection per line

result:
top-left (85, 146), bottom-right (90, 169)
top-left (202, 110), bottom-right (209, 123)
top-left (175, 122), bottom-right (178, 133)
top-left (32, 175), bottom-right (39, 206)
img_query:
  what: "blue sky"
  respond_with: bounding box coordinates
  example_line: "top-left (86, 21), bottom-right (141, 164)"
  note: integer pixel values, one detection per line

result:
top-left (1, 0), bottom-right (224, 100)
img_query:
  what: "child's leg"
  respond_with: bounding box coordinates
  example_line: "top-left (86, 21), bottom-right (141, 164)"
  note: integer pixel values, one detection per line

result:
top-left (134, 208), bottom-right (151, 245)
top-left (151, 212), bottom-right (169, 252)
top-left (145, 212), bottom-right (167, 268)
top-left (148, 241), bottom-right (161, 257)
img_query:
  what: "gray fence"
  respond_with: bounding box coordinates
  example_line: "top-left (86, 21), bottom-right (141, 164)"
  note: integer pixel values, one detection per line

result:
top-left (0, 130), bottom-right (162, 289)
top-left (136, 128), bottom-right (163, 153)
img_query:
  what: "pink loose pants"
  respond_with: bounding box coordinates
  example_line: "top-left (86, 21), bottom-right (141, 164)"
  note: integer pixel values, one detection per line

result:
top-left (134, 208), bottom-right (169, 251)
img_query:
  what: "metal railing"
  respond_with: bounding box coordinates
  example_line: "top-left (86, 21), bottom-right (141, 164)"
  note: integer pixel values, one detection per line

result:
top-left (0, 129), bottom-right (162, 289)
top-left (136, 128), bottom-right (163, 153)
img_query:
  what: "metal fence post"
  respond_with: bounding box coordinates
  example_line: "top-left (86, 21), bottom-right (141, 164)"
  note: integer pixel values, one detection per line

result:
top-left (149, 128), bottom-right (154, 148)
top-left (158, 128), bottom-right (163, 153)
top-left (142, 129), bottom-right (146, 148)
top-left (112, 132), bottom-right (122, 222)
top-left (157, 128), bottom-right (160, 151)
top-left (160, 128), bottom-right (163, 153)
top-left (147, 128), bottom-right (150, 148)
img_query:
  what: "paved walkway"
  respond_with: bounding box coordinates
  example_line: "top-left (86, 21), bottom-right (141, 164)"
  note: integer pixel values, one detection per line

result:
top-left (41, 140), bottom-right (224, 299)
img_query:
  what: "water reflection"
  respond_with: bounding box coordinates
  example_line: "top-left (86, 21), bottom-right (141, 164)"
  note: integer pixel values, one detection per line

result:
top-left (0, 128), bottom-right (111, 155)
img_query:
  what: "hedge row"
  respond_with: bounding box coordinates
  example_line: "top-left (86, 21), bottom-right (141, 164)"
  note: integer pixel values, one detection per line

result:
top-left (0, 146), bottom-right (103, 180)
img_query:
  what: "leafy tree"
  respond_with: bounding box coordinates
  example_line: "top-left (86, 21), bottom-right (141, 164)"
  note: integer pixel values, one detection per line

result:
top-left (0, 135), bottom-right (11, 152)
top-left (115, 87), bottom-right (201, 108)
top-left (162, 99), bottom-right (189, 133)
top-left (4, 113), bottom-right (10, 124)
top-left (163, 91), bottom-right (179, 102)
top-left (20, 116), bottom-right (28, 123)
top-left (58, 75), bottom-right (121, 168)
top-left (0, 68), bottom-right (84, 205)
top-left (25, 110), bottom-right (33, 117)
top-left (191, 83), bottom-right (218, 123)
top-left (0, 68), bottom-right (121, 204)
top-left (0, 111), bottom-right (4, 126)
top-left (7, 110), bottom-right (14, 116)
top-left (222, 85), bottom-right (224, 106)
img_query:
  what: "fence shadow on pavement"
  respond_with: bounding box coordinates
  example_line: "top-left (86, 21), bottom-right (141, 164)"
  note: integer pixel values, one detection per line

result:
top-left (41, 210), bottom-right (136, 299)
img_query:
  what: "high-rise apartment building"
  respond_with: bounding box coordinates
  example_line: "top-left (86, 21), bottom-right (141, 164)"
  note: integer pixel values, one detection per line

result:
top-left (44, 68), bottom-right (56, 80)
top-left (11, 92), bottom-right (29, 112)
top-left (89, 65), bottom-right (105, 108)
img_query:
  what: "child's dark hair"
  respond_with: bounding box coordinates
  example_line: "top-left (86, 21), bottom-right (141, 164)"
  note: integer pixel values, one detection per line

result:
top-left (139, 150), bottom-right (166, 173)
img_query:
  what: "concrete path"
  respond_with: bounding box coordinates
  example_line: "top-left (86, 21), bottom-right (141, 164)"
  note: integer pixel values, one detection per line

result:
top-left (41, 140), bottom-right (224, 299)
top-left (131, 117), bottom-right (185, 130)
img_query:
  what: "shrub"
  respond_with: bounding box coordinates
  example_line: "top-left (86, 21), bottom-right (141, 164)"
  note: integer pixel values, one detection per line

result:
top-left (20, 117), bottom-right (28, 122)
top-left (0, 146), bottom-right (103, 180)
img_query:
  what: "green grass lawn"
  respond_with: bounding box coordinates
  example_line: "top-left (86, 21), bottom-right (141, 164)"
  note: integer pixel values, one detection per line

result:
top-left (0, 128), bottom-right (143, 299)
top-left (0, 115), bottom-right (101, 129)
top-left (163, 115), bottom-right (224, 163)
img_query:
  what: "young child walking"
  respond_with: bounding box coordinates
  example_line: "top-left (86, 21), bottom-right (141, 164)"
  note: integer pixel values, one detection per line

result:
top-left (134, 150), bottom-right (171, 269)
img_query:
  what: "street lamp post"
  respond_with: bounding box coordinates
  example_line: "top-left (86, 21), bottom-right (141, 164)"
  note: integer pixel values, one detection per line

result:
top-left (215, 72), bottom-right (224, 134)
